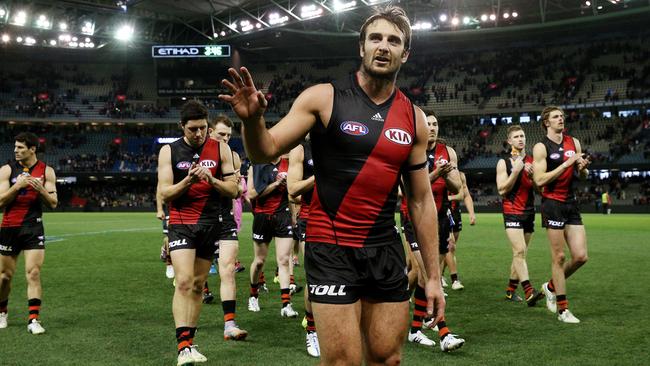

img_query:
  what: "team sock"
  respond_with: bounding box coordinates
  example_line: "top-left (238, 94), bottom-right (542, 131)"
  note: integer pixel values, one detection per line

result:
top-left (451, 273), bottom-right (459, 283)
top-left (290, 274), bottom-right (296, 285)
top-left (437, 317), bottom-right (451, 340)
top-left (280, 288), bottom-right (291, 307)
top-left (506, 279), bottom-right (519, 292)
top-left (259, 272), bottom-right (266, 286)
top-left (410, 285), bottom-right (427, 334)
top-left (305, 311), bottom-right (316, 333)
top-left (28, 298), bottom-right (41, 323)
top-left (557, 295), bottom-right (568, 314)
top-left (203, 282), bottom-right (210, 294)
top-left (176, 326), bottom-right (195, 353)
top-left (547, 280), bottom-right (556, 292)
top-left (250, 283), bottom-right (259, 298)
top-left (222, 300), bottom-right (236, 326)
top-left (0, 299), bottom-right (8, 314)
top-left (521, 280), bottom-right (534, 299)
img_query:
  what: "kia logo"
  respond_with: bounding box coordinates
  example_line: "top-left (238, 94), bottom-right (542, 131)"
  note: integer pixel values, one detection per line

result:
top-left (384, 128), bottom-right (412, 145)
top-left (564, 150), bottom-right (576, 158)
top-left (200, 160), bottom-right (217, 168)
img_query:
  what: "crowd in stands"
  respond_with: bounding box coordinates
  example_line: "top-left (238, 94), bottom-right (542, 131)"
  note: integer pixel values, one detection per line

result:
top-left (60, 184), bottom-right (155, 209)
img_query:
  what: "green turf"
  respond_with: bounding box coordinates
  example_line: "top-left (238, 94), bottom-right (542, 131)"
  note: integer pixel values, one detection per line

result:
top-left (0, 212), bottom-right (648, 365)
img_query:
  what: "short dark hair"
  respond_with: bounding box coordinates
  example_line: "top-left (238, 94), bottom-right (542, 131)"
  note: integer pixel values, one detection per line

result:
top-left (180, 100), bottom-right (209, 125)
top-left (421, 108), bottom-right (437, 119)
top-left (359, 5), bottom-right (412, 52)
top-left (507, 125), bottom-right (524, 138)
top-left (15, 132), bottom-right (39, 150)
top-left (211, 115), bottom-right (233, 129)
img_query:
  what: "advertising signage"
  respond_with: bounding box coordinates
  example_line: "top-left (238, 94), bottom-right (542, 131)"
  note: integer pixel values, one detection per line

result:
top-left (152, 45), bottom-right (231, 58)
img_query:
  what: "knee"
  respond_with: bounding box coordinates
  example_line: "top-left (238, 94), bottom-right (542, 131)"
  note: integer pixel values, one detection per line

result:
top-left (174, 274), bottom-right (194, 293)
top-left (191, 279), bottom-right (205, 294)
top-left (0, 269), bottom-right (13, 283)
top-left (573, 253), bottom-right (588, 266)
top-left (512, 247), bottom-right (526, 259)
top-left (219, 264), bottom-right (235, 281)
top-left (26, 267), bottom-right (41, 283)
top-left (276, 254), bottom-right (290, 267)
top-left (367, 350), bottom-right (402, 366)
top-left (252, 257), bottom-right (266, 269)
top-left (552, 252), bottom-right (566, 266)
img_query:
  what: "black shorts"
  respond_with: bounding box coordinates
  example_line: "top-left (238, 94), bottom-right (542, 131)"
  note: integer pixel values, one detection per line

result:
top-left (438, 214), bottom-right (451, 255)
top-left (399, 212), bottom-right (419, 252)
top-left (304, 240), bottom-right (409, 304)
top-left (252, 211), bottom-right (293, 243)
top-left (296, 217), bottom-right (308, 242)
top-left (0, 223), bottom-right (45, 256)
top-left (450, 207), bottom-right (462, 232)
top-left (162, 215), bottom-right (169, 235)
top-left (503, 212), bottom-right (535, 233)
top-left (219, 212), bottom-right (239, 241)
top-left (541, 199), bottom-right (583, 229)
top-left (168, 224), bottom-right (221, 261)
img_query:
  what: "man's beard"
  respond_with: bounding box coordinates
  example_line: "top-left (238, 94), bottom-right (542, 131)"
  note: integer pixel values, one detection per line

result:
top-left (361, 59), bottom-right (400, 81)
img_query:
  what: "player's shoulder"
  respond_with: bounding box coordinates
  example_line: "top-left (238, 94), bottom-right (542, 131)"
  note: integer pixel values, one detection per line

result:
top-left (0, 163), bottom-right (11, 175)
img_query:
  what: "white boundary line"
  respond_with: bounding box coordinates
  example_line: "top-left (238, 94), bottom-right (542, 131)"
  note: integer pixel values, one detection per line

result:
top-left (46, 227), bottom-right (159, 243)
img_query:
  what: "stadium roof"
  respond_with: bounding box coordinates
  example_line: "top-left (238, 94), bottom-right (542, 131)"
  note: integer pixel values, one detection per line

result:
top-left (1, 0), bottom-right (648, 57)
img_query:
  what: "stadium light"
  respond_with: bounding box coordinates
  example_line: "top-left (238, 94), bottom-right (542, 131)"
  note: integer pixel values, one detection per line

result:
top-left (81, 20), bottom-right (95, 35)
top-left (268, 12), bottom-right (289, 25)
top-left (503, 12), bottom-right (510, 19)
top-left (585, 1), bottom-right (591, 5)
top-left (439, 14), bottom-right (448, 22)
top-left (35, 14), bottom-right (51, 29)
top-left (12, 10), bottom-right (27, 26)
top-left (1, 34), bottom-right (9, 43)
top-left (240, 20), bottom-right (254, 32)
top-left (49, 39), bottom-right (56, 46)
top-left (114, 24), bottom-right (134, 41)
top-left (220, 30), bottom-right (226, 36)
top-left (412, 21), bottom-right (432, 30)
top-left (59, 22), bottom-right (68, 31)
top-left (512, 11), bottom-right (518, 18)
top-left (489, 14), bottom-right (496, 21)
top-left (301, 4), bottom-right (323, 19)
top-left (24, 36), bottom-right (35, 45)
top-left (462, 16), bottom-right (470, 25)
top-left (480, 14), bottom-right (488, 22)
top-left (0, 8), bottom-right (5, 18)
top-left (451, 17), bottom-right (459, 26)
top-left (333, 0), bottom-right (356, 12)
top-left (16, 36), bottom-right (22, 42)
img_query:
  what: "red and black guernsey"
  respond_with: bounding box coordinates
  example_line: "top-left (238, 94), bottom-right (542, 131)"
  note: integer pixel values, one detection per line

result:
top-left (502, 155), bottom-right (535, 215)
top-left (168, 138), bottom-right (222, 225)
top-left (399, 144), bottom-right (450, 219)
top-left (298, 140), bottom-right (314, 220)
top-left (542, 134), bottom-right (578, 203)
top-left (307, 73), bottom-right (416, 248)
top-left (1, 160), bottom-right (47, 227)
top-left (252, 158), bottom-right (289, 215)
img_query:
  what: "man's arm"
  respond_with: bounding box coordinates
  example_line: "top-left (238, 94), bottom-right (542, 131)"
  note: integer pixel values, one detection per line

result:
top-left (155, 188), bottom-right (165, 220)
top-left (462, 177), bottom-right (476, 225)
top-left (246, 168), bottom-right (258, 201)
top-left (496, 158), bottom-right (523, 196)
top-left (574, 138), bottom-right (590, 180)
top-left (448, 172), bottom-right (466, 202)
top-left (208, 142), bottom-right (239, 199)
top-left (157, 145), bottom-right (194, 202)
top-left (219, 67), bottom-right (330, 162)
top-left (403, 107), bottom-right (445, 323)
top-left (37, 166), bottom-right (58, 209)
top-left (233, 151), bottom-right (244, 198)
top-left (0, 165), bottom-right (26, 209)
top-left (444, 147), bottom-right (462, 194)
top-left (287, 144), bottom-right (315, 199)
top-left (532, 142), bottom-right (580, 187)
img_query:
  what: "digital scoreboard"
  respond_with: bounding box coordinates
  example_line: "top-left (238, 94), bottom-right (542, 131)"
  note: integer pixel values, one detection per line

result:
top-left (152, 45), bottom-right (231, 58)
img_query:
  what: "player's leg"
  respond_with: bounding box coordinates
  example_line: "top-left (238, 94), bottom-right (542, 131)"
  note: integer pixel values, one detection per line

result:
top-left (276, 236), bottom-right (297, 316)
top-left (0, 253), bottom-right (18, 329)
top-left (506, 228), bottom-right (530, 297)
top-left (171, 248), bottom-right (201, 328)
top-left (564, 225), bottom-right (588, 280)
top-left (24, 249), bottom-right (45, 333)
top-left (360, 299), bottom-right (410, 365)
top-left (248, 241), bottom-right (268, 311)
top-left (300, 238), bottom-right (320, 357)
top-left (407, 252), bottom-right (436, 347)
top-left (313, 302), bottom-right (363, 365)
top-left (218, 239), bottom-right (247, 340)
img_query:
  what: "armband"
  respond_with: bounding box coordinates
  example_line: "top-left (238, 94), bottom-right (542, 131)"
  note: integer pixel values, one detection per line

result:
top-left (405, 161), bottom-right (427, 171)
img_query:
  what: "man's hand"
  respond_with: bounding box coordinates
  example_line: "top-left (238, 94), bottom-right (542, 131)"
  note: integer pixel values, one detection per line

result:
top-left (26, 177), bottom-right (45, 193)
top-left (577, 154), bottom-right (591, 171)
top-left (433, 162), bottom-right (454, 180)
top-left (424, 277), bottom-right (446, 326)
top-left (156, 210), bottom-right (165, 220)
top-left (15, 174), bottom-right (31, 189)
top-left (218, 67), bottom-right (268, 124)
top-left (469, 213), bottom-right (476, 226)
top-left (511, 156), bottom-right (525, 173)
top-left (564, 153), bottom-right (581, 168)
top-left (524, 162), bottom-right (534, 177)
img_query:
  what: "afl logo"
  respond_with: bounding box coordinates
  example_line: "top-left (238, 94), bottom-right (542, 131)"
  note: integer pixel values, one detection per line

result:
top-left (550, 153), bottom-right (561, 160)
top-left (564, 150), bottom-right (576, 158)
top-left (384, 128), bottom-right (412, 145)
top-left (176, 161), bottom-right (191, 170)
top-left (200, 160), bottom-right (217, 168)
top-left (341, 121), bottom-right (369, 136)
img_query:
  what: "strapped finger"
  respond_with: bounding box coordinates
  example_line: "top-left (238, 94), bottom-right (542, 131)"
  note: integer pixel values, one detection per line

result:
top-left (240, 67), bottom-right (256, 88)
top-left (222, 79), bottom-right (237, 94)
top-left (228, 68), bottom-right (245, 88)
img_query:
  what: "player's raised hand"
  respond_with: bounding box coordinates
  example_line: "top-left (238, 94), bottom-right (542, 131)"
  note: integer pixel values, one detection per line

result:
top-left (218, 67), bottom-right (268, 124)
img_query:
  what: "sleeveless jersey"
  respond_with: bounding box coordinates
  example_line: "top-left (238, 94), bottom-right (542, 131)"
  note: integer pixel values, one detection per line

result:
top-left (252, 158), bottom-right (289, 215)
top-left (306, 73), bottom-right (416, 247)
top-left (542, 135), bottom-right (578, 203)
top-left (1, 160), bottom-right (47, 227)
top-left (298, 141), bottom-right (314, 220)
top-left (430, 143), bottom-right (451, 216)
top-left (168, 138), bottom-right (222, 225)
top-left (502, 155), bottom-right (535, 215)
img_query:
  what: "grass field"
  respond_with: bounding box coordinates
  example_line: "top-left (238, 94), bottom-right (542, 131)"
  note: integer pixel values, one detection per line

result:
top-left (0, 212), bottom-right (648, 365)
